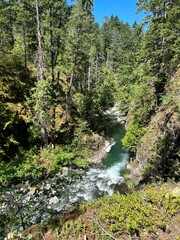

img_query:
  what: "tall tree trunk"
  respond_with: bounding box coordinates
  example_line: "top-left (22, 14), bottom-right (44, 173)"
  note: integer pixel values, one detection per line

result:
top-left (22, 25), bottom-right (27, 70)
top-left (87, 64), bottom-right (91, 91)
top-left (69, 56), bottom-right (76, 91)
top-left (35, 0), bottom-right (48, 146)
top-left (49, 7), bottom-right (55, 81)
top-left (9, 8), bottom-right (14, 47)
top-left (35, 0), bottom-right (45, 82)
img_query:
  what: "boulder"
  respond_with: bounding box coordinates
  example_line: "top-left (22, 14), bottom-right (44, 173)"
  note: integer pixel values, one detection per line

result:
top-left (49, 196), bottom-right (59, 205)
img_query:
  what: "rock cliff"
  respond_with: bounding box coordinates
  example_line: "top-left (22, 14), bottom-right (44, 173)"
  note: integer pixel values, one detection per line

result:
top-left (136, 68), bottom-right (180, 181)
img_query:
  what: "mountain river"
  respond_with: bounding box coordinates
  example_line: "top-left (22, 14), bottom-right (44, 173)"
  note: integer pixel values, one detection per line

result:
top-left (0, 122), bottom-right (129, 238)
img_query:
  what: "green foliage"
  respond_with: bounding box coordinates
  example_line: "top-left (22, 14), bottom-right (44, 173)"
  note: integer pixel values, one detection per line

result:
top-left (44, 144), bottom-right (88, 171)
top-left (55, 184), bottom-right (180, 239)
top-left (143, 129), bottom-right (180, 182)
top-left (15, 149), bottom-right (45, 179)
top-left (122, 80), bottom-right (156, 154)
top-left (0, 0), bottom-right (139, 172)
top-left (59, 0), bottom-right (96, 92)
top-left (0, 148), bottom-right (44, 182)
top-left (122, 121), bottom-right (146, 153)
top-left (28, 234), bottom-right (33, 239)
top-left (72, 118), bottom-right (91, 145)
top-left (72, 69), bottom-right (115, 131)
top-left (99, 16), bottom-right (143, 112)
top-left (0, 53), bottom-right (34, 161)
top-left (0, 143), bottom-right (89, 183)
top-left (50, 149), bottom-right (74, 170)
top-left (122, 0), bottom-right (180, 161)
top-left (61, 220), bottom-right (86, 239)
top-left (137, 0), bottom-right (180, 100)
top-left (27, 78), bottom-right (55, 145)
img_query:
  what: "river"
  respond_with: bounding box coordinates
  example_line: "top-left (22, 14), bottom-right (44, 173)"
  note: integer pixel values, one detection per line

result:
top-left (0, 123), bottom-right (129, 238)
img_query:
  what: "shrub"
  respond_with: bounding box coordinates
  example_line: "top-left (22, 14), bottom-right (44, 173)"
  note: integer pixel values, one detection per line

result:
top-left (55, 184), bottom-right (180, 239)
top-left (122, 121), bottom-right (146, 153)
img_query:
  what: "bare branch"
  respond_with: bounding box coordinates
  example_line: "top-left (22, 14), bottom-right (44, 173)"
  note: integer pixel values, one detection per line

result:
top-left (90, 216), bottom-right (117, 240)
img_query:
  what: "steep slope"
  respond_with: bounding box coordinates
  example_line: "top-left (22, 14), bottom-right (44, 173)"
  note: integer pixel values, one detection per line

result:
top-left (7, 183), bottom-right (180, 240)
top-left (136, 68), bottom-right (180, 181)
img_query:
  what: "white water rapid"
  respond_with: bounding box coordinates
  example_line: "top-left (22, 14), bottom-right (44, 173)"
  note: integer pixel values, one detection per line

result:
top-left (0, 123), bottom-right (129, 237)
top-left (68, 150), bottom-right (129, 204)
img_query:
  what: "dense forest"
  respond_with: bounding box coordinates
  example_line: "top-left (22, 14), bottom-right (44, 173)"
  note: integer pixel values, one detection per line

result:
top-left (0, 0), bottom-right (142, 180)
top-left (0, 0), bottom-right (179, 181)
top-left (0, 0), bottom-right (180, 239)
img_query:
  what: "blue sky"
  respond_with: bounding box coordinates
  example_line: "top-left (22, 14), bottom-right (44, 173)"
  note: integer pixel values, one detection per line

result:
top-left (67, 0), bottom-right (146, 26)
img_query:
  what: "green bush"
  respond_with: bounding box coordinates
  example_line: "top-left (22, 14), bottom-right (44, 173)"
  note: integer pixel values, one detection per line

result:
top-left (0, 148), bottom-right (45, 182)
top-left (122, 121), bottom-right (146, 153)
top-left (0, 142), bottom-right (90, 183)
top-left (56, 184), bottom-right (180, 239)
top-left (49, 145), bottom-right (88, 170)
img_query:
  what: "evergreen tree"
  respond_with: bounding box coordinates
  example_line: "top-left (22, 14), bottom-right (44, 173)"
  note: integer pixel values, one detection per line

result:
top-left (0, 0), bottom-right (17, 53)
top-left (123, 0), bottom-right (180, 153)
top-left (29, 0), bottom-right (69, 146)
top-left (137, 0), bottom-right (180, 103)
top-left (59, 0), bottom-right (95, 93)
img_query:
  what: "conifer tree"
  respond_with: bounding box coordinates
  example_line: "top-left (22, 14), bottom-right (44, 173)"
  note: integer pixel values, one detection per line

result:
top-left (60, 0), bottom-right (95, 93)
top-left (137, 0), bottom-right (180, 103)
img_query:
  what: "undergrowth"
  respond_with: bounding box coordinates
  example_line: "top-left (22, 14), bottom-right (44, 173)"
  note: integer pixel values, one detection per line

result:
top-left (57, 183), bottom-right (180, 240)
top-left (3, 183), bottom-right (180, 240)
top-left (0, 144), bottom-right (90, 183)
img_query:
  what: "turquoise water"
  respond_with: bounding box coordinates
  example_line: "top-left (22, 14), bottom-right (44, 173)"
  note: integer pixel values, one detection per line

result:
top-left (103, 123), bottom-right (128, 174)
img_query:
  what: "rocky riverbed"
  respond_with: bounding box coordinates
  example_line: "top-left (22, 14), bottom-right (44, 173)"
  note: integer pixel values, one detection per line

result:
top-left (0, 112), bottom-right (129, 240)
top-left (0, 146), bottom-right (127, 239)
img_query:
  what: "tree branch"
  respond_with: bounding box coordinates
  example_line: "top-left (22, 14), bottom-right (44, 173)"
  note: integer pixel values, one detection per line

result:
top-left (90, 216), bottom-right (117, 240)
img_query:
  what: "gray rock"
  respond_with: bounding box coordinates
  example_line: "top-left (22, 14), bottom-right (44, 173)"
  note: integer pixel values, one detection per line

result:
top-left (49, 196), bottom-right (59, 205)
top-left (62, 167), bottom-right (69, 177)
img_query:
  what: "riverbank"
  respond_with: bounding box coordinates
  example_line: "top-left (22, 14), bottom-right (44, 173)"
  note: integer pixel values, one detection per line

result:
top-left (88, 140), bottom-right (114, 164)
top-left (124, 160), bottom-right (142, 187)
top-left (0, 122), bottom-right (129, 239)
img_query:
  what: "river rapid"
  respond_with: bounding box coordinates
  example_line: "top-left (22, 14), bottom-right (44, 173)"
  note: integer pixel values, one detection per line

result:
top-left (68, 123), bottom-right (129, 202)
top-left (0, 123), bottom-right (129, 238)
